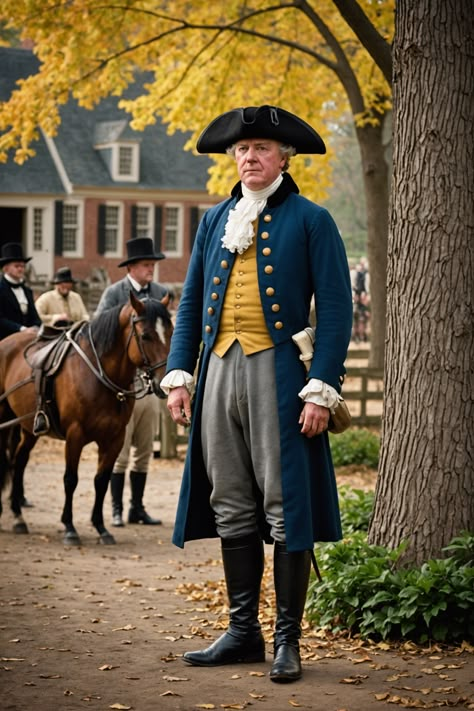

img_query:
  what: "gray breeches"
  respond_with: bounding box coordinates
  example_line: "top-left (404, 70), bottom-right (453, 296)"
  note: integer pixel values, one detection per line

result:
top-left (201, 341), bottom-right (285, 542)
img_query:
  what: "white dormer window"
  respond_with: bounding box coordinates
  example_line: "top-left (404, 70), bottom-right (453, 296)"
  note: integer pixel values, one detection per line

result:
top-left (112, 143), bottom-right (139, 182)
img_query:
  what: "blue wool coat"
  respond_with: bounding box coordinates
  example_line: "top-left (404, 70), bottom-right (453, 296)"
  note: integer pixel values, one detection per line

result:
top-left (168, 174), bottom-right (353, 552)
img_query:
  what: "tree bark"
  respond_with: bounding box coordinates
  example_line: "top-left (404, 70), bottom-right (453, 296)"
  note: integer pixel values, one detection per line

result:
top-left (356, 119), bottom-right (390, 369)
top-left (368, 0), bottom-right (474, 565)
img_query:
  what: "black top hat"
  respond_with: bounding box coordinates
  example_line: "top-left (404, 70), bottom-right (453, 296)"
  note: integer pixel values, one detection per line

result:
top-left (0, 242), bottom-right (32, 267)
top-left (52, 267), bottom-right (77, 284)
top-left (196, 105), bottom-right (326, 155)
top-left (118, 237), bottom-right (165, 267)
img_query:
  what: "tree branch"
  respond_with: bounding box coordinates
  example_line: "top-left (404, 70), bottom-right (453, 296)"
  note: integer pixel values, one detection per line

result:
top-left (329, 0), bottom-right (393, 85)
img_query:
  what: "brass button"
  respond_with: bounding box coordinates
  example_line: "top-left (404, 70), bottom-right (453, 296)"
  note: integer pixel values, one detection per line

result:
top-left (211, 292), bottom-right (219, 300)
top-left (239, 271), bottom-right (244, 276)
top-left (213, 276), bottom-right (221, 285)
top-left (264, 265), bottom-right (273, 274)
top-left (205, 325), bottom-right (212, 333)
top-left (221, 260), bottom-right (229, 269)
top-left (262, 247), bottom-right (271, 256)
top-left (274, 321), bottom-right (283, 330)
top-left (235, 304), bottom-right (241, 309)
top-left (272, 304), bottom-right (280, 312)
top-left (261, 231), bottom-right (270, 240)
top-left (266, 287), bottom-right (275, 296)
top-left (236, 282), bottom-right (242, 287)
top-left (236, 330), bottom-right (242, 334)
top-left (236, 294), bottom-right (241, 299)
top-left (207, 306), bottom-right (215, 315)
top-left (264, 214), bottom-right (272, 223)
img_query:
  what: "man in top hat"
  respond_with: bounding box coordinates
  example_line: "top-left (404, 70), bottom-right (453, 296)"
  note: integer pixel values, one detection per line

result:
top-left (0, 242), bottom-right (41, 341)
top-left (161, 106), bottom-right (353, 682)
top-left (0, 242), bottom-right (42, 506)
top-left (95, 237), bottom-right (169, 528)
top-left (35, 267), bottom-right (90, 327)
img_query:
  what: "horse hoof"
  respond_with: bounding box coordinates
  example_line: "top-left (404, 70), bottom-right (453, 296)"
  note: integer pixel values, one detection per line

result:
top-left (63, 531), bottom-right (81, 546)
top-left (99, 532), bottom-right (116, 545)
top-left (13, 521), bottom-right (29, 534)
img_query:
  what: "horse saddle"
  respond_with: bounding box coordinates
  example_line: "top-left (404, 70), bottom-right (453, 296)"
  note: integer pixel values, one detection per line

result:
top-left (26, 321), bottom-right (86, 437)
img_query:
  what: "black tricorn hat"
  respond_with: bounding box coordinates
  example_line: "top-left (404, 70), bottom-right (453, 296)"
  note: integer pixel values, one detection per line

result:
top-left (196, 105), bottom-right (326, 155)
top-left (0, 242), bottom-right (32, 267)
top-left (52, 267), bottom-right (78, 284)
top-left (118, 237), bottom-right (165, 267)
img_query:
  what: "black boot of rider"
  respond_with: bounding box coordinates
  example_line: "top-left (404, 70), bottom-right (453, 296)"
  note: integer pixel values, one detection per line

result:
top-left (110, 471), bottom-right (125, 527)
top-left (183, 532), bottom-right (266, 666)
top-left (269, 542), bottom-right (311, 683)
top-left (128, 471), bottom-right (162, 525)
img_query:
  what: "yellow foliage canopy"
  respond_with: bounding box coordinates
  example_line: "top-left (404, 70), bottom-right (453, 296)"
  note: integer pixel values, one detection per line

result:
top-left (0, 0), bottom-right (393, 200)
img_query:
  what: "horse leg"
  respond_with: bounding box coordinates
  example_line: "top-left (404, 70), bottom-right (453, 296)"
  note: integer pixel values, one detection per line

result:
top-left (0, 424), bottom-right (17, 522)
top-left (61, 439), bottom-right (83, 545)
top-left (91, 442), bottom-right (126, 545)
top-left (0, 429), bottom-right (8, 521)
top-left (10, 428), bottom-right (36, 535)
top-left (91, 466), bottom-right (116, 545)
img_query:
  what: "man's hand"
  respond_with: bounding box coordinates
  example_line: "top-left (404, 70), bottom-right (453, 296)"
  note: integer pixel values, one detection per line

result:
top-left (167, 386), bottom-right (192, 426)
top-left (299, 402), bottom-right (330, 438)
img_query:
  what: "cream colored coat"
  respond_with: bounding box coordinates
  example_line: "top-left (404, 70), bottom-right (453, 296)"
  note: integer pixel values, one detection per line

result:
top-left (35, 289), bottom-right (90, 326)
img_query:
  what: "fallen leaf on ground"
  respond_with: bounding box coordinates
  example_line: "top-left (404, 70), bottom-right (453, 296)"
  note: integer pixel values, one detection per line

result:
top-left (112, 625), bottom-right (136, 631)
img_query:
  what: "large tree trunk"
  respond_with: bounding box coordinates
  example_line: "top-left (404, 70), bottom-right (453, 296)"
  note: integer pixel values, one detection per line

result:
top-left (356, 119), bottom-right (390, 369)
top-left (368, 1), bottom-right (474, 565)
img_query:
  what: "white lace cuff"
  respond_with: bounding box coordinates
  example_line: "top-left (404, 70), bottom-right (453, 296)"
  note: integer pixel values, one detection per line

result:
top-left (298, 378), bottom-right (339, 413)
top-left (160, 369), bottom-right (195, 397)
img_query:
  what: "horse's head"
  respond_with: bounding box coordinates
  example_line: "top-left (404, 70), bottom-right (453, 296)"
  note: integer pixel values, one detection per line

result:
top-left (124, 292), bottom-right (173, 398)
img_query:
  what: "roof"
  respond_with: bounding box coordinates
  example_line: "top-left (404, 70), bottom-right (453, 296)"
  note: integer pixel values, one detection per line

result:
top-left (0, 48), bottom-right (212, 195)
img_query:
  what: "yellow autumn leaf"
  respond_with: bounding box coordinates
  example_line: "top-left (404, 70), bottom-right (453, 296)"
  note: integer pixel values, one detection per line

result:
top-left (0, 0), bottom-right (393, 203)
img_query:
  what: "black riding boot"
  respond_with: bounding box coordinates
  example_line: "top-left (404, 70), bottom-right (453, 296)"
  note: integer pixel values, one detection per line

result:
top-left (128, 471), bottom-right (162, 525)
top-left (183, 532), bottom-right (266, 666)
top-left (270, 542), bottom-right (311, 683)
top-left (110, 471), bottom-right (125, 527)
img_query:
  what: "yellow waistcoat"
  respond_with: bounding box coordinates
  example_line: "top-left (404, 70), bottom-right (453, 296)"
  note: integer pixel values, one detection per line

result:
top-left (213, 234), bottom-right (273, 357)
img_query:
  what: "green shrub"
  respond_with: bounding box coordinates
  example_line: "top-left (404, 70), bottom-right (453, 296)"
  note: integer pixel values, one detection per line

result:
top-left (329, 428), bottom-right (380, 468)
top-left (338, 486), bottom-right (375, 535)
top-left (307, 531), bottom-right (474, 643)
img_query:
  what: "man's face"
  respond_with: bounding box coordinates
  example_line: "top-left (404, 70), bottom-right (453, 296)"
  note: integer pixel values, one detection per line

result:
top-left (3, 261), bottom-right (26, 281)
top-left (235, 138), bottom-right (286, 190)
top-left (56, 281), bottom-right (73, 296)
top-left (128, 260), bottom-right (156, 286)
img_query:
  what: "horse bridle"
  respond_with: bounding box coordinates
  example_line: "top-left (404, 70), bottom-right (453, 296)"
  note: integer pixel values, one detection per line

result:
top-left (126, 314), bottom-right (168, 375)
top-left (66, 314), bottom-right (168, 402)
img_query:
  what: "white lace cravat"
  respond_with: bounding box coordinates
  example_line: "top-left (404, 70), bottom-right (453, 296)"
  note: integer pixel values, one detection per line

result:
top-left (221, 174), bottom-right (283, 254)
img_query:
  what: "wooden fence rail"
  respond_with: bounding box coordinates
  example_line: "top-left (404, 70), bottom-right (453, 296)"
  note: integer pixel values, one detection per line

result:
top-left (156, 348), bottom-right (384, 458)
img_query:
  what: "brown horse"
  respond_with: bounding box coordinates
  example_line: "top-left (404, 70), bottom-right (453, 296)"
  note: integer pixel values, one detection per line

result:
top-left (0, 292), bottom-right (172, 545)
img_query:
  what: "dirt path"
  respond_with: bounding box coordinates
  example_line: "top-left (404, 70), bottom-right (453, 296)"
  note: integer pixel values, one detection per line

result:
top-left (1, 438), bottom-right (473, 711)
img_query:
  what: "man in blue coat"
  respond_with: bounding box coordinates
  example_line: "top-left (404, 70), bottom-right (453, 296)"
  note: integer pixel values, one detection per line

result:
top-left (161, 106), bottom-right (352, 683)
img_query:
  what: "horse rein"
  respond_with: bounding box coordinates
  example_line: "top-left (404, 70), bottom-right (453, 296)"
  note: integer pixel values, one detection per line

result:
top-left (66, 314), bottom-right (167, 402)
